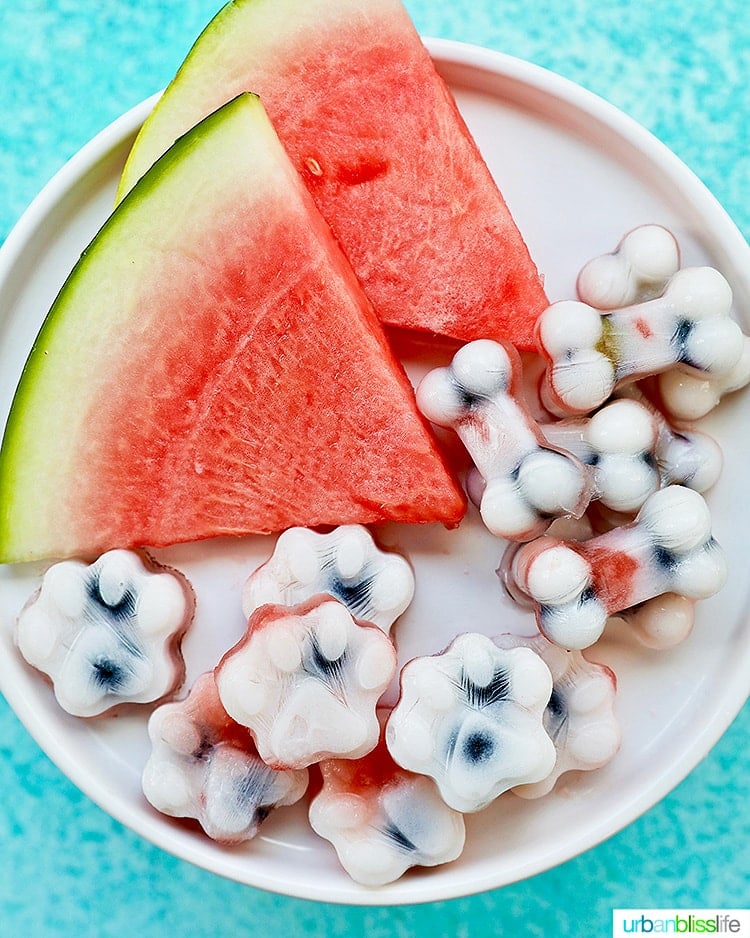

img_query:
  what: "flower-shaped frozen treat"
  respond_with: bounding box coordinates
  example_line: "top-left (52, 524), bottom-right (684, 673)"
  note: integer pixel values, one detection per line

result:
top-left (241, 525), bottom-right (414, 635)
top-left (496, 634), bottom-right (620, 798)
top-left (216, 596), bottom-right (397, 769)
top-left (16, 549), bottom-right (194, 717)
top-left (505, 485), bottom-right (727, 650)
top-left (309, 724), bottom-right (465, 886)
top-left (537, 267), bottom-right (744, 416)
top-left (385, 633), bottom-right (555, 813)
top-left (142, 672), bottom-right (308, 843)
top-left (416, 339), bottom-right (593, 541)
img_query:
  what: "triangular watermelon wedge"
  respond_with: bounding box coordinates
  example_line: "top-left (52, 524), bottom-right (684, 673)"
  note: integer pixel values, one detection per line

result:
top-left (0, 94), bottom-right (466, 564)
top-left (116, 0), bottom-right (548, 350)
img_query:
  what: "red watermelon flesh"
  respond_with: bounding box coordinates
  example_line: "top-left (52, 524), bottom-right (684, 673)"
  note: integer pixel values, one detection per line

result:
top-left (117, 0), bottom-right (548, 350)
top-left (0, 94), bottom-right (465, 563)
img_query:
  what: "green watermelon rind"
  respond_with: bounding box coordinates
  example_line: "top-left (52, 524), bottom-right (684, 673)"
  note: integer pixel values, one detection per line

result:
top-left (0, 94), bottom-right (271, 560)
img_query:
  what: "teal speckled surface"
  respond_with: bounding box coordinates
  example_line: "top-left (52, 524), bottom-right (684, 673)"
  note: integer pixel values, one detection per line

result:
top-left (0, 1), bottom-right (748, 934)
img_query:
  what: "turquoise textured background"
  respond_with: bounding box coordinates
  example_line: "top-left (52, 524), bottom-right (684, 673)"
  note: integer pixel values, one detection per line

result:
top-left (0, 1), bottom-right (748, 934)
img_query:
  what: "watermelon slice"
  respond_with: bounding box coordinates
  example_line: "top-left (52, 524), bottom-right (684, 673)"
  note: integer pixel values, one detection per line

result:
top-left (116, 0), bottom-right (548, 350)
top-left (0, 94), bottom-right (465, 564)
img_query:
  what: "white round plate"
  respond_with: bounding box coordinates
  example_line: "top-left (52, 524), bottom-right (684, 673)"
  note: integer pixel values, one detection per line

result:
top-left (0, 39), bottom-right (748, 905)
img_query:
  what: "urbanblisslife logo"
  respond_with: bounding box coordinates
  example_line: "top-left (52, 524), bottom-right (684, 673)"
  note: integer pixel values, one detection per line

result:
top-left (613, 910), bottom-right (750, 937)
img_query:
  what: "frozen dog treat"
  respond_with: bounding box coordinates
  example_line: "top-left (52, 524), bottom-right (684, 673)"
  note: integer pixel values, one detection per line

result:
top-left (540, 398), bottom-right (661, 514)
top-left (216, 596), bottom-right (397, 769)
top-left (385, 633), bottom-right (555, 813)
top-left (540, 396), bottom-right (723, 514)
top-left (657, 335), bottom-right (750, 421)
top-left (16, 549), bottom-right (194, 717)
top-left (143, 671), bottom-right (308, 842)
top-left (613, 592), bottom-right (696, 649)
top-left (576, 224), bottom-right (680, 309)
top-left (537, 267), bottom-right (744, 415)
top-left (241, 525), bottom-right (414, 635)
top-left (309, 725), bottom-right (465, 886)
top-left (496, 634), bottom-right (620, 798)
top-left (505, 485), bottom-right (727, 650)
top-left (416, 339), bottom-right (593, 541)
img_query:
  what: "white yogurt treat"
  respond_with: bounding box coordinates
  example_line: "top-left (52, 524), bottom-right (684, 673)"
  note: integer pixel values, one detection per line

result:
top-left (657, 334), bottom-right (750, 421)
top-left (540, 395), bottom-right (722, 514)
top-left (540, 398), bottom-right (661, 513)
top-left (216, 596), bottom-right (397, 769)
top-left (385, 633), bottom-right (555, 813)
top-left (16, 549), bottom-right (194, 717)
top-left (143, 672), bottom-right (308, 843)
top-left (495, 634), bottom-right (620, 798)
top-left (309, 724), bottom-right (465, 886)
top-left (576, 224), bottom-right (680, 309)
top-left (416, 338), bottom-right (593, 541)
top-left (538, 267), bottom-right (744, 416)
top-left (241, 525), bottom-right (415, 635)
top-left (505, 485), bottom-right (727, 650)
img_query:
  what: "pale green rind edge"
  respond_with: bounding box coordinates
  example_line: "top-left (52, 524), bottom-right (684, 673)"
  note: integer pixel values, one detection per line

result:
top-left (0, 93), bottom-right (268, 562)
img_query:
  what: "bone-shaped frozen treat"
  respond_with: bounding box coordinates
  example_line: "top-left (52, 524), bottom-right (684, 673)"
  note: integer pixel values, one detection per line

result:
top-left (416, 339), bottom-right (593, 541)
top-left (576, 225), bottom-right (680, 309)
top-left (540, 396), bottom-right (722, 514)
top-left (657, 334), bottom-right (750, 421)
top-left (540, 398), bottom-right (661, 514)
top-left (385, 632), bottom-right (555, 813)
top-left (613, 592), bottom-right (696, 649)
top-left (495, 633), bottom-right (620, 798)
top-left (16, 549), bottom-right (194, 717)
top-left (537, 267), bottom-right (744, 415)
top-left (505, 485), bottom-right (727, 649)
top-left (216, 595), bottom-right (397, 769)
top-left (309, 724), bottom-right (465, 886)
top-left (142, 672), bottom-right (308, 842)
top-left (241, 525), bottom-right (414, 635)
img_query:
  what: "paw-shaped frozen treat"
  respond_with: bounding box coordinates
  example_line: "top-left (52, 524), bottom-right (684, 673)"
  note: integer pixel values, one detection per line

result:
top-left (385, 633), bottom-right (555, 813)
top-left (241, 525), bottom-right (414, 635)
top-left (309, 726), bottom-right (465, 886)
top-left (657, 334), bottom-right (750, 421)
top-left (495, 634), bottom-right (620, 798)
top-left (416, 339), bottom-right (593, 541)
top-left (16, 549), bottom-right (194, 717)
top-left (576, 224), bottom-right (680, 309)
top-left (505, 485), bottom-right (727, 649)
top-left (537, 267), bottom-right (744, 415)
top-left (216, 596), bottom-right (397, 769)
top-left (143, 672), bottom-right (308, 843)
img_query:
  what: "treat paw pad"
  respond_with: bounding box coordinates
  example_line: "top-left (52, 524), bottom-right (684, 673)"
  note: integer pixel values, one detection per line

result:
top-left (309, 728), bottom-right (465, 886)
top-left (16, 549), bottom-right (194, 717)
top-left (416, 338), bottom-right (593, 540)
top-left (143, 672), bottom-right (308, 842)
top-left (506, 485), bottom-right (727, 649)
top-left (216, 596), bottom-right (397, 769)
top-left (241, 524), bottom-right (414, 634)
top-left (385, 633), bottom-right (555, 812)
top-left (496, 634), bottom-right (620, 798)
top-left (538, 267), bottom-right (744, 415)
